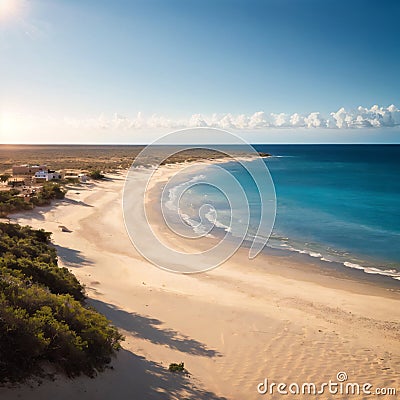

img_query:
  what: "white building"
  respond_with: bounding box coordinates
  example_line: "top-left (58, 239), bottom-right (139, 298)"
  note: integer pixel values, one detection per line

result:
top-left (34, 171), bottom-right (62, 181)
top-left (13, 164), bottom-right (46, 176)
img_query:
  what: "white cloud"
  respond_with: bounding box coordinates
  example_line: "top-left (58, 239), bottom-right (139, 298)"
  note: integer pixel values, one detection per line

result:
top-left (189, 114), bottom-right (208, 127)
top-left (289, 113), bottom-right (304, 127)
top-left (304, 112), bottom-right (325, 128)
top-left (271, 113), bottom-right (288, 127)
top-left (248, 111), bottom-right (269, 128)
top-left (61, 104), bottom-right (400, 131)
top-left (218, 114), bottom-right (236, 129)
top-left (330, 104), bottom-right (400, 129)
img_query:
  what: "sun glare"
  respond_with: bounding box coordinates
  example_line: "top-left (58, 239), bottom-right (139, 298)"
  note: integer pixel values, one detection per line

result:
top-left (0, 113), bottom-right (20, 141)
top-left (0, 0), bottom-right (21, 20)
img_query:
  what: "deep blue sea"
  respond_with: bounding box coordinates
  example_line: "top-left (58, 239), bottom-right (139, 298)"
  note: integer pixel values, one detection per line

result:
top-left (166, 145), bottom-right (400, 280)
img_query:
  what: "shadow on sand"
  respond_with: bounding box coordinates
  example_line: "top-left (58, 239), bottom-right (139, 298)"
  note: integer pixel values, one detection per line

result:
top-left (0, 296), bottom-right (227, 399)
top-left (89, 299), bottom-right (221, 358)
top-left (0, 349), bottom-right (227, 400)
top-left (100, 348), bottom-right (227, 400)
top-left (53, 244), bottom-right (93, 268)
top-left (61, 198), bottom-right (94, 208)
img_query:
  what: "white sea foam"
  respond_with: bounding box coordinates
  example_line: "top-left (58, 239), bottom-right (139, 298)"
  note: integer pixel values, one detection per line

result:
top-left (165, 174), bottom-right (205, 212)
top-left (165, 168), bottom-right (400, 282)
top-left (289, 247), bottom-right (323, 259)
top-left (276, 247), bottom-right (400, 281)
top-left (204, 209), bottom-right (232, 232)
top-left (309, 251), bottom-right (323, 258)
top-left (343, 261), bottom-right (364, 270)
top-left (343, 262), bottom-right (400, 279)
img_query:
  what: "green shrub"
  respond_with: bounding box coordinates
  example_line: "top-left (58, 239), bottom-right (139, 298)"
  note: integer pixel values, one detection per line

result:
top-left (0, 223), bottom-right (83, 300)
top-left (0, 183), bottom-right (65, 216)
top-left (31, 182), bottom-right (66, 206)
top-left (89, 170), bottom-right (105, 180)
top-left (168, 362), bottom-right (186, 373)
top-left (0, 191), bottom-right (33, 217)
top-left (0, 223), bottom-right (123, 382)
top-left (0, 174), bottom-right (11, 183)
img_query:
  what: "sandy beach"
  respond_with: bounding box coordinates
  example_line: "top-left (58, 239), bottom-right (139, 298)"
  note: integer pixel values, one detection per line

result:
top-left (1, 163), bottom-right (400, 400)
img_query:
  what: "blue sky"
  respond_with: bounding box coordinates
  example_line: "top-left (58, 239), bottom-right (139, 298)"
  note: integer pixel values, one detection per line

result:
top-left (1, 0), bottom-right (400, 143)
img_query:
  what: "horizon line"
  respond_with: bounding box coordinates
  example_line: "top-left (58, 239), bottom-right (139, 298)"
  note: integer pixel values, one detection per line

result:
top-left (1, 142), bottom-right (400, 146)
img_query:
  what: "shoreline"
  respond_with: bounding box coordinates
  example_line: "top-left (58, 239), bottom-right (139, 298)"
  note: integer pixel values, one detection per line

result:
top-left (1, 162), bottom-right (400, 399)
top-left (146, 159), bottom-right (400, 291)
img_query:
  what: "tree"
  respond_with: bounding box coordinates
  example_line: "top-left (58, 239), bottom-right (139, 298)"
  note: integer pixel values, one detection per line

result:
top-left (89, 170), bottom-right (105, 180)
top-left (0, 174), bottom-right (11, 183)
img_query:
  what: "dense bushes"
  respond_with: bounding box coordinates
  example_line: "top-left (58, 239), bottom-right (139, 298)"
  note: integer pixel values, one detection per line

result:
top-left (30, 182), bottom-right (66, 207)
top-left (0, 223), bottom-right (123, 382)
top-left (0, 223), bottom-right (83, 300)
top-left (0, 190), bottom-right (33, 216)
top-left (0, 182), bottom-right (66, 216)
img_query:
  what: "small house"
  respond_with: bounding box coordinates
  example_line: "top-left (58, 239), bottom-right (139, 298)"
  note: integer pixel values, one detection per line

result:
top-left (34, 170), bottom-right (62, 182)
top-left (12, 164), bottom-right (47, 176)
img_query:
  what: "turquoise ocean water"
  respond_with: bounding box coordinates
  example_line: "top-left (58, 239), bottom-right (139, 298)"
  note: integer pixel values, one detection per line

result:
top-left (165, 145), bottom-right (400, 280)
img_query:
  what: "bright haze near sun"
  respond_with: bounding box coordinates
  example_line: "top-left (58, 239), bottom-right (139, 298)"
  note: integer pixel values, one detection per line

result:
top-left (0, 0), bottom-right (22, 20)
top-left (0, 0), bottom-right (399, 144)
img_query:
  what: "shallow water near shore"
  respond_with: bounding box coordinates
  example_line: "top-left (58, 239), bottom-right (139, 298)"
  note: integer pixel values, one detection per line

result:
top-left (164, 144), bottom-right (400, 280)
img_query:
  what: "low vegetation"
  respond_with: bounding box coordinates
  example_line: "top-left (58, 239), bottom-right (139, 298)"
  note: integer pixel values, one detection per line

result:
top-left (0, 182), bottom-right (65, 217)
top-left (30, 182), bottom-right (66, 206)
top-left (0, 174), bottom-right (11, 183)
top-left (0, 223), bottom-right (123, 383)
top-left (0, 189), bottom-right (33, 216)
top-left (168, 362), bottom-right (186, 373)
top-left (0, 145), bottom-right (272, 174)
top-left (89, 170), bottom-right (105, 180)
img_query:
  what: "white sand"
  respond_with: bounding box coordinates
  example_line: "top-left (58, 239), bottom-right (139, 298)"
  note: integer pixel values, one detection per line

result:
top-left (1, 165), bottom-right (400, 400)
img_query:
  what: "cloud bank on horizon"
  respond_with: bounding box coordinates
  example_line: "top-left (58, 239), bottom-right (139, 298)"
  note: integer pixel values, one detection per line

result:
top-left (68, 104), bottom-right (400, 131)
